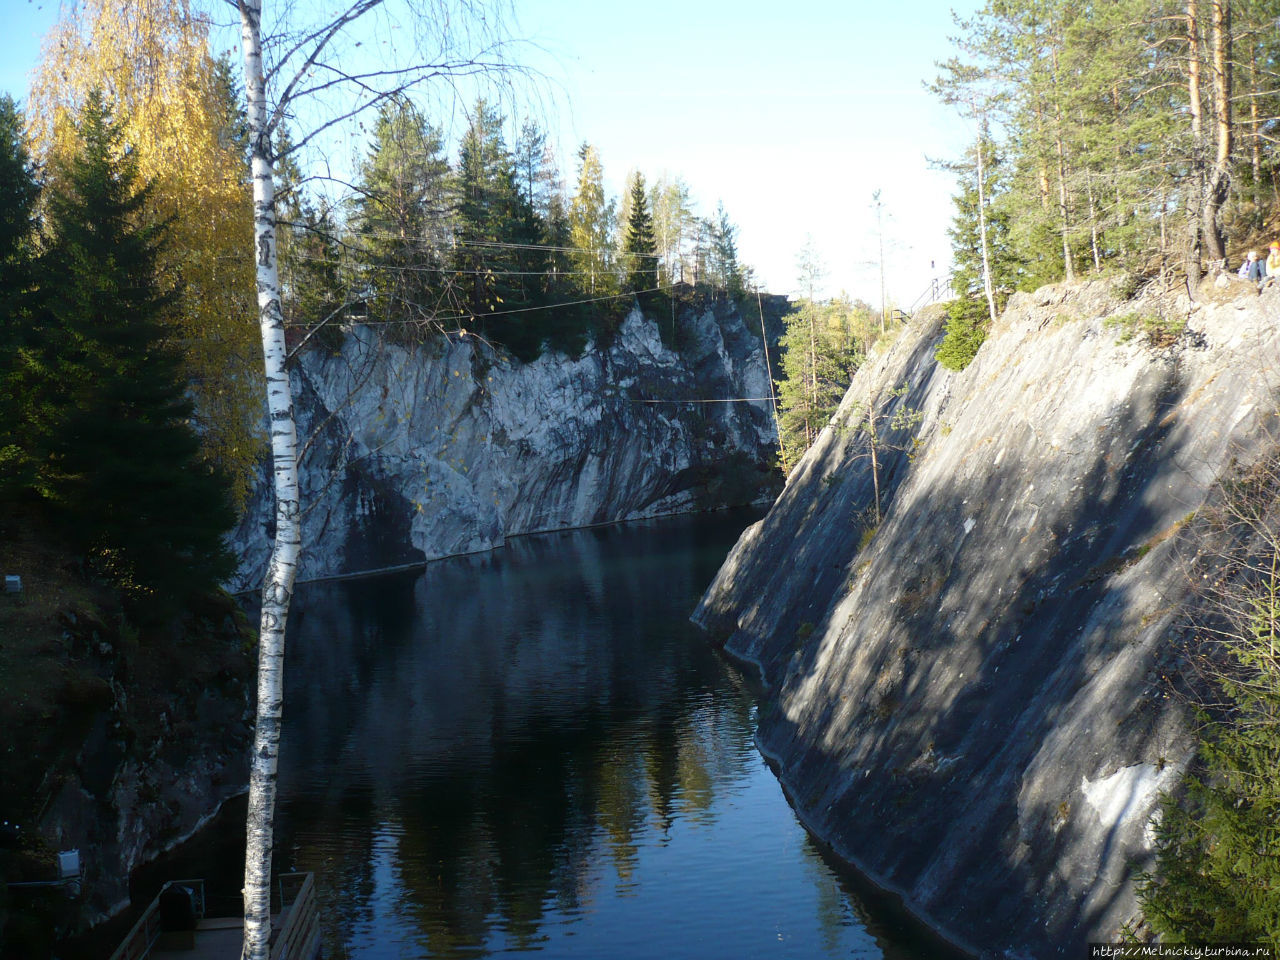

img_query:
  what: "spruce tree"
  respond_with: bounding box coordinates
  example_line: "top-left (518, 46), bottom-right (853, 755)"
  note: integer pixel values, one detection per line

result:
top-left (776, 297), bottom-right (860, 467)
top-left (24, 91), bottom-right (234, 610)
top-left (710, 201), bottom-right (744, 298)
top-left (623, 172), bottom-right (658, 294)
top-left (452, 99), bottom-right (546, 356)
top-left (0, 95), bottom-right (41, 502)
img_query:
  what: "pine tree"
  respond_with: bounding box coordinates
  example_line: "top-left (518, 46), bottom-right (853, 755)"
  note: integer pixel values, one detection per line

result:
top-left (283, 196), bottom-right (350, 351)
top-left (451, 99), bottom-right (548, 357)
top-left (22, 92), bottom-right (234, 610)
top-left (932, 0), bottom-right (1280, 283)
top-left (352, 99), bottom-right (451, 329)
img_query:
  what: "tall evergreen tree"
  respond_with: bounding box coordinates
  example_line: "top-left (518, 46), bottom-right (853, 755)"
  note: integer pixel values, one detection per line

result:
top-left (20, 92), bottom-right (234, 609)
top-left (451, 99), bottom-right (547, 356)
top-left (775, 243), bottom-right (860, 467)
top-left (776, 298), bottom-right (860, 468)
top-left (0, 95), bottom-right (41, 502)
top-left (283, 196), bottom-right (351, 350)
top-left (31, 0), bottom-right (262, 499)
top-left (352, 98), bottom-right (452, 328)
top-left (623, 171), bottom-right (658, 293)
top-left (709, 201), bottom-right (744, 297)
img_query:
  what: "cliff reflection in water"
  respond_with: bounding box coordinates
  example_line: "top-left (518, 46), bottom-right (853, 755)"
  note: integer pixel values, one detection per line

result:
top-left (269, 510), bottom-right (910, 959)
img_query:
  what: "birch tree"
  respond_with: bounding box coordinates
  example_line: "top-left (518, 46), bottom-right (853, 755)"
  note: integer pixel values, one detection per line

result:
top-left (229, 3), bottom-right (519, 957)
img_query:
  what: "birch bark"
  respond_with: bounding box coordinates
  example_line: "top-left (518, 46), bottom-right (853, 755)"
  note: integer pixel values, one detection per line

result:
top-left (236, 2), bottom-right (300, 957)
top-left (974, 133), bottom-right (998, 328)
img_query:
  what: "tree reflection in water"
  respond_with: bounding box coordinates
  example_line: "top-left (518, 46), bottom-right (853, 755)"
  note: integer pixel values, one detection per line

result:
top-left (261, 511), bottom-right (942, 960)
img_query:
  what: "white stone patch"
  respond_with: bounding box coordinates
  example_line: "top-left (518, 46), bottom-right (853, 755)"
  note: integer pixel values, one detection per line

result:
top-left (1081, 764), bottom-right (1163, 828)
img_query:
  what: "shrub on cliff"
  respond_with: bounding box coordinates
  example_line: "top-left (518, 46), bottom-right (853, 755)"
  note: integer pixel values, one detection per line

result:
top-left (935, 296), bottom-right (989, 371)
top-left (1139, 457), bottom-right (1280, 947)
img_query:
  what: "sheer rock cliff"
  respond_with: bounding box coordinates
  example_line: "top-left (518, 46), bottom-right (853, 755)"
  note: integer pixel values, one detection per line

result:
top-left (228, 299), bottom-right (781, 591)
top-left (694, 277), bottom-right (1280, 958)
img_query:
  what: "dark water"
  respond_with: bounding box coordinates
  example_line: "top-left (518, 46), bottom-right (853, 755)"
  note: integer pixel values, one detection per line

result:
top-left (132, 511), bottom-right (961, 959)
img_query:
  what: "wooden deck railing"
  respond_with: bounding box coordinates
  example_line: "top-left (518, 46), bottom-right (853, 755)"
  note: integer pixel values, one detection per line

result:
top-left (107, 880), bottom-right (205, 960)
top-left (271, 872), bottom-right (320, 960)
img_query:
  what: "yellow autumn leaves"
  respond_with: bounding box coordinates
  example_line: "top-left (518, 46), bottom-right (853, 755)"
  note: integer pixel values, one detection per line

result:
top-left (29, 0), bottom-right (261, 503)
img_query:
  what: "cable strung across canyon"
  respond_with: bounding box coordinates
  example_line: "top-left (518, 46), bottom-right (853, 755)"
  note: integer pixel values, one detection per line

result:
top-left (610, 397), bottom-right (775, 404)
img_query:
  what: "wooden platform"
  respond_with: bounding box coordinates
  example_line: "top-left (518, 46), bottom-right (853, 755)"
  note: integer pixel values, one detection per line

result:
top-left (109, 874), bottom-right (319, 960)
top-left (150, 918), bottom-right (245, 960)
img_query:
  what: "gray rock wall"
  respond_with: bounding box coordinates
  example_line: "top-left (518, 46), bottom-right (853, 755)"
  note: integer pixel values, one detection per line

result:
top-left (693, 277), bottom-right (1280, 958)
top-left (228, 300), bottom-right (779, 591)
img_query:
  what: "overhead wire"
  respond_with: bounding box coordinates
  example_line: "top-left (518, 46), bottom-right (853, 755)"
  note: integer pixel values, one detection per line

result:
top-left (287, 250), bottom-right (630, 279)
top-left (616, 397), bottom-right (775, 404)
top-left (283, 284), bottom-right (674, 327)
top-left (348, 229), bottom-right (662, 259)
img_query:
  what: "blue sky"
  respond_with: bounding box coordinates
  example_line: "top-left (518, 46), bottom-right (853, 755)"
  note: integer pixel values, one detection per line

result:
top-left (1, 0), bottom-right (977, 305)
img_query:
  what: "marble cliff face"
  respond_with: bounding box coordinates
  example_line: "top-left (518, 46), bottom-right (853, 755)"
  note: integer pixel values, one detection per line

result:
top-left (695, 277), bottom-right (1280, 958)
top-left (228, 300), bottom-right (780, 591)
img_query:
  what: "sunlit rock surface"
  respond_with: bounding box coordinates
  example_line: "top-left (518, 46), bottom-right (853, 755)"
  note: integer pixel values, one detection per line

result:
top-left (694, 279), bottom-right (1280, 958)
top-left (228, 300), bottom-right (780, 591)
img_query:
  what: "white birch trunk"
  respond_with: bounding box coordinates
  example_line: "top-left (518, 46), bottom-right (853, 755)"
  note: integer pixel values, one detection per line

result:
top-left (237, 2), bottom-right (301, 958)
top-left (974, 135), bottom-right (998, 328)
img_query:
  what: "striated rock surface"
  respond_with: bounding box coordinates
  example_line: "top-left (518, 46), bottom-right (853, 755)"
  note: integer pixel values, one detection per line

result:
top-left (693, 279), bottom-right (1280, 958)
top-left (228, 300), bottom-right (780, 591)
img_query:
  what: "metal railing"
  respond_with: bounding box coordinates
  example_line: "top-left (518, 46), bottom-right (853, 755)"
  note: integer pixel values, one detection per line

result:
top-left (908, 276), bottom-right (954, 315)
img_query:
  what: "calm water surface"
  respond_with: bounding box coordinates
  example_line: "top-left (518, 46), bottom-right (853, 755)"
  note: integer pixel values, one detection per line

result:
top-left (193, 511), bottom-right (954, 959)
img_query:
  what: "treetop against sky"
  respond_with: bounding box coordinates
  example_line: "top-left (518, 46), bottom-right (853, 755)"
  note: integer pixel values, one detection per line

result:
top-left (2, 0), bottom-right (973, 306)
